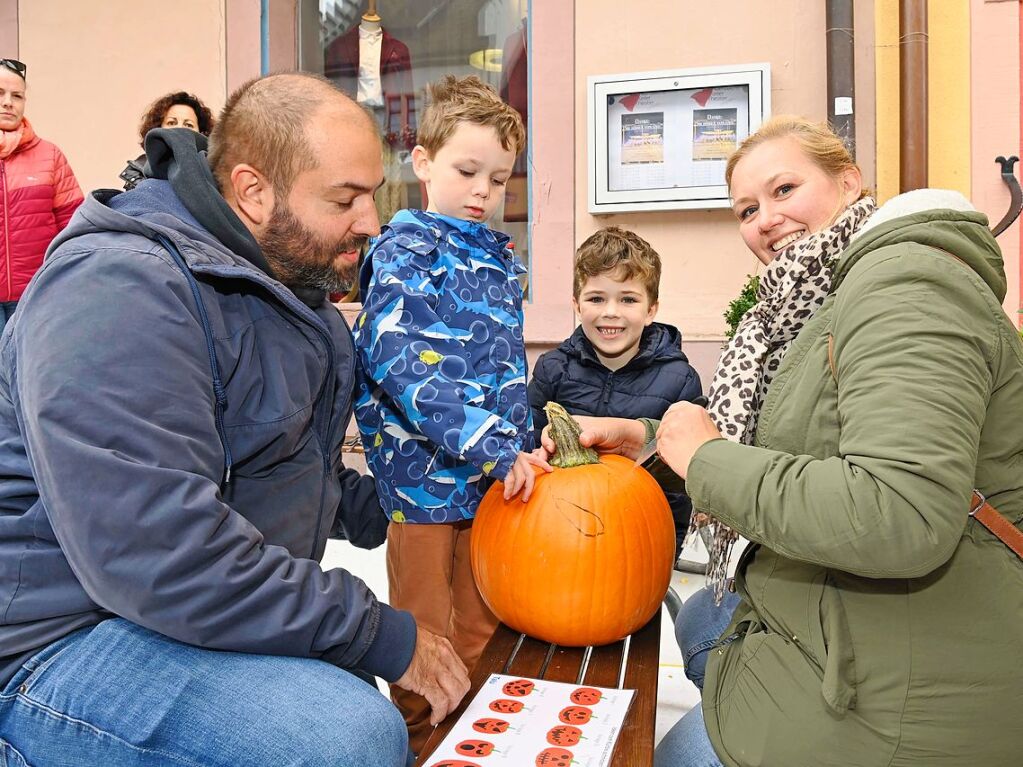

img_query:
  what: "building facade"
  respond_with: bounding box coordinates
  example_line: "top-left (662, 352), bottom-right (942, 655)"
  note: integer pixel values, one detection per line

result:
top-left (3, 0), bottom-right (1019, 381)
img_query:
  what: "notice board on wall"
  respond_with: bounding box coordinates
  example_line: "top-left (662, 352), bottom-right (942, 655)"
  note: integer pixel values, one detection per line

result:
top-left (588, 63), bottom-right (771, 213)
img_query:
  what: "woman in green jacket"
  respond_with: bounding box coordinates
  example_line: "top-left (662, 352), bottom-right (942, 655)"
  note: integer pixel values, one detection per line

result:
top-left (554, 117), bottom-right (1023, 766)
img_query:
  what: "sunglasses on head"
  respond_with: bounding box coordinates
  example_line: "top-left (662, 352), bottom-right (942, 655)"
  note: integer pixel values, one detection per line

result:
top-left (0, 59), bottom-right (25, 79)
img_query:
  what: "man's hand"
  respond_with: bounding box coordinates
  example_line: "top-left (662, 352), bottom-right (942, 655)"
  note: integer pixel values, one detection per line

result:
top-left (502, 450), bottom-right (553, 501)
top-left (394, 627), bottom-right (470, 725)
top-left (540, 416), bottom-right (647, 461)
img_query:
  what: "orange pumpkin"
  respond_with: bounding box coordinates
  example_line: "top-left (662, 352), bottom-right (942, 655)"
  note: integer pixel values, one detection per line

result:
top-left (471, 403), bottom-right (674, 647)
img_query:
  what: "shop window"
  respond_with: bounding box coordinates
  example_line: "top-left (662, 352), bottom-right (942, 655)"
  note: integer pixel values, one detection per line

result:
top-left (300, 0), bottom-right (531, 300)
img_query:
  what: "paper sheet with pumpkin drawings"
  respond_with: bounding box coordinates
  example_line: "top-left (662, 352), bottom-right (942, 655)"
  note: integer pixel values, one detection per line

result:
top-left (423, 673), bottom-right (634, 767)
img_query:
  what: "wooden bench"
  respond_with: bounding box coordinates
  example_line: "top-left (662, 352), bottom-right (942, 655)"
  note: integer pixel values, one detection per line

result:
top-left (414, 610), bottom-right (662, 766)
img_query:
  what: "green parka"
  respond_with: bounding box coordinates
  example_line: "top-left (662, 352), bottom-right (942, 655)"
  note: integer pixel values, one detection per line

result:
top-left (687, 206), bottom-right (1023, 766)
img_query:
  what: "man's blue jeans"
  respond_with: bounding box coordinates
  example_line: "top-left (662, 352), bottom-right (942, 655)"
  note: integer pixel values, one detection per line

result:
top-left (0, 618), bottom-right (411, 766)
top-left (654, 587), bottom-right (741, 767)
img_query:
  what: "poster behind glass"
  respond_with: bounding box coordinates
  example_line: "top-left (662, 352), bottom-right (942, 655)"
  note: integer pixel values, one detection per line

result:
top-left (305, 0), bottom-right (531, 299)
top-left (606, 85), bottom-right (749, 193)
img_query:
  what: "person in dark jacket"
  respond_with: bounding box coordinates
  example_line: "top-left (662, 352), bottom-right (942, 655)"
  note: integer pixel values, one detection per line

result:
top-left (0, 73), bottom-right (468, 767)
top-left (119, 90), bottom-right (216, 190)
top-left (0, 58), bottom-right (83, 327)
top-left (528, 226), bottom-right (703, 557)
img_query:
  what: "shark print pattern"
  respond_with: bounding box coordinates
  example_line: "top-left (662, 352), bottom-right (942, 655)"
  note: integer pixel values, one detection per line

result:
top-left (353, 210), bottom-right (532, 524)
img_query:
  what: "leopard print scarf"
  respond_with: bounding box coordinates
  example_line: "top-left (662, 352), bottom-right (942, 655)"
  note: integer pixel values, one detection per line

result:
top-left (695, 197), bottom-right (877, 603)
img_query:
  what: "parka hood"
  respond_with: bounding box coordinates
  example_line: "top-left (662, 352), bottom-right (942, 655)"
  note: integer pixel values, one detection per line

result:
top-left (836, 189), bottom-right (1005, 302)
top-left (559, 321), bottom-right (688, 370)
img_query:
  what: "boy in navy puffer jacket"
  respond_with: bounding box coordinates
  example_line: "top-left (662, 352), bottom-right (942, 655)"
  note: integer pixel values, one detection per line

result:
top-left (354, 75), bottom-right (549, 756)
top-left (528, 226), bottom-right (703, 558)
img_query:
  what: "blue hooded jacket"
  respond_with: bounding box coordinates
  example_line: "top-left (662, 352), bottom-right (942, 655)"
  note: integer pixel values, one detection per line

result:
top-left (353, 210), bottom-right (532, 524)
top-left (0, 135), bottom-right (415, 686)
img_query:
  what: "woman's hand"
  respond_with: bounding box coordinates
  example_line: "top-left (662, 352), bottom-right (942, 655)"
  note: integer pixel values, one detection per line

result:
top-left (540, 416), bottom-right (647, 461)
top-left (656, 403), bottom-right (723, 479)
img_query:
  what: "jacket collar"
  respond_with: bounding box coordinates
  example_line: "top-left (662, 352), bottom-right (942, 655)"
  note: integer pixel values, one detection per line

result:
top-left (15, 117), bottom-right (36, 150)
top-left (561, 322), bottom-right (685, 370)
top-left (389, 209), bottom-right (513, 258)
top-left (836, 189), bottom-right (1005, 301)
top-left (56, 186), bottom-right (328, 325)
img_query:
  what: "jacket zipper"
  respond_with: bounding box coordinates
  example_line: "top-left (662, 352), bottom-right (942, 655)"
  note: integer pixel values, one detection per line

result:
top-left (731, 540), bottom-right (759, 599)
top-left (162, 240), bottom-right (341, 560)
top-left (711, 543), bottom-right (764, 653)
top-left (599, 373), bottom-right (614, 415)
top-left (213, 294), bottom-right (338, 561)
top-left (282, 306), bottom-right (338, 559)
top-left (1, 160), bottom-right (9, 301)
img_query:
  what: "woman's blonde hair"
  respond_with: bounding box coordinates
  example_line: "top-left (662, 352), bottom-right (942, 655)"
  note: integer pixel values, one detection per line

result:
top-left (725, 116), bottom-right (868, 199)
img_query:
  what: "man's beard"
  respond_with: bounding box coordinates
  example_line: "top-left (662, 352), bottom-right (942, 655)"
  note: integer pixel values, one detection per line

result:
top-left (257, 202), bottom-right (366, 293)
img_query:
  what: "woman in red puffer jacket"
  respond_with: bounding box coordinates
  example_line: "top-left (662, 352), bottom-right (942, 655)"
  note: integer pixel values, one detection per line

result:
top-left (0, 58), bottom-right (83, 328)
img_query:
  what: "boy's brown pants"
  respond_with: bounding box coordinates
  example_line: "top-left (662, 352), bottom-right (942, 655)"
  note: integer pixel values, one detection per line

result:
top-left (386, 519), bottom-right (498, 757)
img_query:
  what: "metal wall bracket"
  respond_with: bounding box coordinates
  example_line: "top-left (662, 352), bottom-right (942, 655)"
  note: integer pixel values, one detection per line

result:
top-left (992, 155), bottom-right (1022, 237)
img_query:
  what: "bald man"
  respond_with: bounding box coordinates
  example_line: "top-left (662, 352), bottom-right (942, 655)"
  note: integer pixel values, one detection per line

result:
top-left (0, 73), bottom-right (467, 767)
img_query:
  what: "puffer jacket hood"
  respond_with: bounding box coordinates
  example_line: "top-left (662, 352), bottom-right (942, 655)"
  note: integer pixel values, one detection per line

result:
top-left (528, 321), bottom-right (703, 441)
top-left (51, 129), bottom-right (270, 285)
top-left (141, 127), bottom-right (276, 282)
top-left (555, 320), bottom-right (688, 368)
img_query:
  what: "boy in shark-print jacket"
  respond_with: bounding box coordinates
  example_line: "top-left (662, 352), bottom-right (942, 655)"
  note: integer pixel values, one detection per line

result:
top-left (352, 75), bottom-right (546, 755)
top-left (354, 208), bottom-right (535, 524)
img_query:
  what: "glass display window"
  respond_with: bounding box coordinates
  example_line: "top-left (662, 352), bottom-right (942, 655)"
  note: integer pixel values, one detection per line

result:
top-left (301, 0), bottom-right (531, 300)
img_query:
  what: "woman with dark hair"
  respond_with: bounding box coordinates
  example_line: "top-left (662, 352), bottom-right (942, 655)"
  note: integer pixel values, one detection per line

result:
top-left (119, 91), bottom-right (215, 190)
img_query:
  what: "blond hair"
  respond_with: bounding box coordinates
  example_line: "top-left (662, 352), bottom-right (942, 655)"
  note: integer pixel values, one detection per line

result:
top-left (417, 75), bottom-right (525, 157)
top-left (725, 116), bottom-right (868, 199)
top-left (573, 226), bottom-right (661, 303)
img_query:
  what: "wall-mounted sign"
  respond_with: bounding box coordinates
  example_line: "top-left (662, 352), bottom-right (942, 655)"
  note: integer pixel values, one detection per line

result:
top-left (587, 64), bottom-right (771, 213)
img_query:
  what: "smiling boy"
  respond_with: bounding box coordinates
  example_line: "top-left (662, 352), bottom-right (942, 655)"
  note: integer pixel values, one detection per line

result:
top-left (353, 75), bottom-right (548, 756)
top-left (528, 226), bottom-right (703, 558)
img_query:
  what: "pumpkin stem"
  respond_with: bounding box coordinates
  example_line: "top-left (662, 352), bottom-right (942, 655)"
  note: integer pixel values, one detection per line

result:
top-left (544, 402), bottom-right (600, 468)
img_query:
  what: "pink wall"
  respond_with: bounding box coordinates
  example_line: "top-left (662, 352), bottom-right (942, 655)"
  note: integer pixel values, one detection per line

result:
top-left (268, 0), bottom-right (297, 73)
top-left (0, 0), bottom-right (16, 58)
top-left (971, 0), bottom-right (1021, 321)
top-left (524, 0), bottom-right (577, 363)
top-left (227, 0), bottom-right (262, 94)
top-left (18, 0), bottom-right (230, 194)
top-left (563, 0), bottom-right (876, 383)
top-left (7, 0), bottom-right (263, 196)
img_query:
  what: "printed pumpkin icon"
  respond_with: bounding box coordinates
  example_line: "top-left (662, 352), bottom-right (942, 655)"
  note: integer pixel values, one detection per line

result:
top-left (489, 698), bottom-right (524, 714)
top-left (569, 687), bottom-right (603, 705)
top-left (558, 705), bottom-right (593, 725)
top-left (472, 718), bottom-right (510, 734)
top-left (535, 747), bottom-right (574, 767)
top-left (546, 724), bottom-right (583, 746)
top-left (455, 740), bottom-right (495, 757)
top-left (502, 678), bottom-right (535, 697)
top-left (428, 762), bottom-right (482, 767)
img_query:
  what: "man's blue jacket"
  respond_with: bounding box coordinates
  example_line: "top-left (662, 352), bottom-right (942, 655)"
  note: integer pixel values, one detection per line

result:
top-left (0, 172), bottom-right (415, 686)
